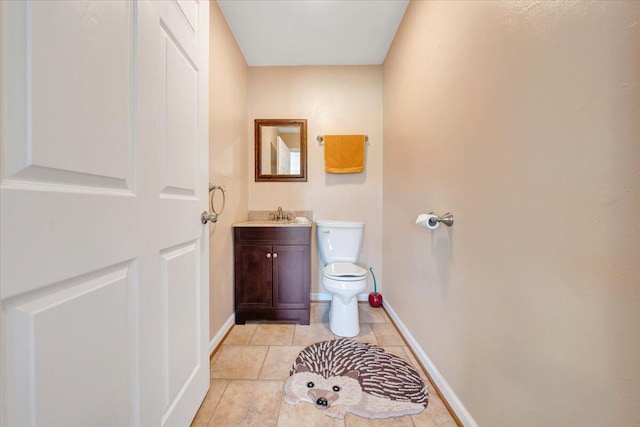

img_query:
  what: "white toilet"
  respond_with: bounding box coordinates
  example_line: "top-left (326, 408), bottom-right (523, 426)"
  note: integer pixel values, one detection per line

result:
top-left (316, 220), bottom-right (368, 337)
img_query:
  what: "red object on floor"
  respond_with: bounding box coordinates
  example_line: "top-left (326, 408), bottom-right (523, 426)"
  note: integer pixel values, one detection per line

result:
top-left (368, 292), bottom-right (383, 307)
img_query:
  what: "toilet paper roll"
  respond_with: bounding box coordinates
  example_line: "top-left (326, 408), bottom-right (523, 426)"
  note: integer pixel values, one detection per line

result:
top-left (415, 213), bottom-right (439, 230)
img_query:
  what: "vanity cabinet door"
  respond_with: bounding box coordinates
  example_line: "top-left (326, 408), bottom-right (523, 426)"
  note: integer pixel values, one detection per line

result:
top-left (234, 244), bottom-right (273, 310)
top-left (273, 244), bottom-right (310, 309)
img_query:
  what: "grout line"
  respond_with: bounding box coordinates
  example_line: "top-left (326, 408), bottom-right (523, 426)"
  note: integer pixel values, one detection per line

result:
top-left (256, 345), bottom-right (271, 380)
top-left (204, 379), bottom-right (231, 427)
top-left (205, 379), bottom-right (287, 426)
top-left (275, 390), bottom-right (286, 426)
top-left (247, 324), bottom-right (259, 344)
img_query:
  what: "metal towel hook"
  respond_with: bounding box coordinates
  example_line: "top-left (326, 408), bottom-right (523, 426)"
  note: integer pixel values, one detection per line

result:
top-left (209, 183), bottom-right (226, 215)
top-left (201, 183), bottom-right (226, 224)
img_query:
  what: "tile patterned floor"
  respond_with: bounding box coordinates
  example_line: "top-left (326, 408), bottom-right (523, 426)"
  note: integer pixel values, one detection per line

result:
top-left (191, 303), bottom-right (458, 427)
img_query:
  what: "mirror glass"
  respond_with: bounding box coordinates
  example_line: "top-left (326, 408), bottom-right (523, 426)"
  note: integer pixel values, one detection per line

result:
top-left (255, 119), bottom-right (307, 182)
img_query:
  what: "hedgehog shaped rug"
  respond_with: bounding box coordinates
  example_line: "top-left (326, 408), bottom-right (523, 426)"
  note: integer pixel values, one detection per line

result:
top-left (283, 338), bottom-right (428, 420)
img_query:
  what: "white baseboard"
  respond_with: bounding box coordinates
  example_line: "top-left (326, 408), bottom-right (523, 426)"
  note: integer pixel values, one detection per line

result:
top-left (383, 301), bottom-right (478, 427)
top-left (209, 312), bottom-right (235, 356)
top-left (311, 293), bottom-right (369, 302)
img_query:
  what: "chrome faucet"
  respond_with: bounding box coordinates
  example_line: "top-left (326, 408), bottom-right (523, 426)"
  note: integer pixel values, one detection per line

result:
top-left (268, 206), bottom-right (293, 221)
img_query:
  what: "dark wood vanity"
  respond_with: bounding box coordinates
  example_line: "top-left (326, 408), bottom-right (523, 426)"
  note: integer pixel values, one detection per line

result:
top-left (233, 225), bottom-right (311, 324)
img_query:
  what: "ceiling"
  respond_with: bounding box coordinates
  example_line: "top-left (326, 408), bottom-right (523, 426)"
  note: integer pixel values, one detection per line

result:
top-left (216, 0), bottom-right (409, 66)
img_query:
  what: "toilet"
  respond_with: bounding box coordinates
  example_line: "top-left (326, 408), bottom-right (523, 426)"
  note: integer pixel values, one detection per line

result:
top-left (316, 220), bottom-right (368, 337)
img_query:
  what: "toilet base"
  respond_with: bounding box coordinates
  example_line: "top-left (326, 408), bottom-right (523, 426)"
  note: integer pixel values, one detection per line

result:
top-left (329, 295), bottom-right (360, 337)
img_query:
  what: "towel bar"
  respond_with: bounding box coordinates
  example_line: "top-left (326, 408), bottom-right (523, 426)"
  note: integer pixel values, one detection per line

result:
top-left (317, 135), bottom-right (369, 145)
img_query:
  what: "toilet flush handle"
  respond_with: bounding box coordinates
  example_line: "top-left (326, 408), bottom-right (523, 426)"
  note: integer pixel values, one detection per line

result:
top-left (320, 230), bottom-right (330, 233)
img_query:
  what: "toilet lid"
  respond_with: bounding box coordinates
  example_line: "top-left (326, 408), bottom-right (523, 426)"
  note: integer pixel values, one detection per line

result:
top-left (322, 262), bottom-right (368, 280)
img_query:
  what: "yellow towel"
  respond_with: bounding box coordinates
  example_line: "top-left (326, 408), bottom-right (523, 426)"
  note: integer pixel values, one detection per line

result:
top-left (324, 135), bottom-right (366, 174)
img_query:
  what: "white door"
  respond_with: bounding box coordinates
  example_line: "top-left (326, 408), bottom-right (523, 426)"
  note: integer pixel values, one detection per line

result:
top-left (276, 136), bottom-right (291, 174)
top-left (0, 1), bottom-right (210, 426)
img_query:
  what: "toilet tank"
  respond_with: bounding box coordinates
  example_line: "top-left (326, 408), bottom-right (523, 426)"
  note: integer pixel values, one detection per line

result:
top-left (316, 220), bottom-right (364, 264)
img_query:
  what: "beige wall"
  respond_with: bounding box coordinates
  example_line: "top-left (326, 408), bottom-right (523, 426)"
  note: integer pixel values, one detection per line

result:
top-left (248, 66), bottom-right (384, 296)
top-left (208, 2), bottom-right (248, 340)
top-left (383, 1), bottom-right (640, 426)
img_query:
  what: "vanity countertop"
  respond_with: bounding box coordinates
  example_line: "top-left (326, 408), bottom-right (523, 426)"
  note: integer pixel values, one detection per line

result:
top-left (233, 209), bottom-right (313, 228)
top-left (232, 220), bottom-right (312, 228)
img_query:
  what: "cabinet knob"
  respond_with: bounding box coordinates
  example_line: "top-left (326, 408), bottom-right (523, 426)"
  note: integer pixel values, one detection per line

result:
top-left (273, 253), bottom-right (278, 258)
top-left (266, 253), bottom-right (271, 258)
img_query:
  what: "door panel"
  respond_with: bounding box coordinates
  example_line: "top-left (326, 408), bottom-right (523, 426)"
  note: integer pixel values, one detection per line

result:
top-left (273, 245), bottom-right (310, 308)
top-left (0, 1), bottom-right (210, 426)
top-left (161, 26), bottom-right (198, 197)
top-left (160, 242), bottom-right (200, 414)
top-left (235, 245), bottom-right (273, 309)
top-left (176, 0), bottom-right (199, 33)
top-left (3, 1), bottom-right (133, 187)
top-left (4, 262), bottom-right (137, 426)
top-left (30, 1), bottom-right (133, 183)
top-left (276, 136), bottom-right (291, 174)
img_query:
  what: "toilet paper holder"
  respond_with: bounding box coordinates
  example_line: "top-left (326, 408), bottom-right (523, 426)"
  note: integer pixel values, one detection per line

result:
top-left (428, 212), bottom-right (454, 227)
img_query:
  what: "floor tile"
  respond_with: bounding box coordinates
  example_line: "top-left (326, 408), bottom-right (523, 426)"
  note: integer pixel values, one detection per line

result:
top-left (210, 345), bottom-right (268, 379)
top-left (197, 303), bottom-right (458, 427)
top-left (410, 392), bottom-right (458, 427)
top-left (207, 379), bottom-right (283, 427)
top-left (190, 379), bottom-right (229, 427)
top-left (347, 323), bottom-right (378, 345)
top-left (210, 349), bottom-right (221, 365)
top-left (345, 414), bottom-right (415, 426)
top-left (250, 324), bottom-right (296, 345)
top-left (259, 346), bottom-right (305, 380)
top-left (292, 323), bottom-right (335, 346)
top-left (358, 304), bottom-right (389, 324)
top-left (277, 400), bottom-right (346, 427)
top-left (223, 324), bottom-right (258, 345)
top-left (312, 303), bottom-right (331, 323)
top-left (371, 323), bottom-right (405, 346)
top-left (380, 308), bottom-right (391, 323)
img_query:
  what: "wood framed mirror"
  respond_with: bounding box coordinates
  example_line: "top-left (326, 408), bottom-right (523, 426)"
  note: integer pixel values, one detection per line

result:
top-left (255, 119), bottom-right (307, 182)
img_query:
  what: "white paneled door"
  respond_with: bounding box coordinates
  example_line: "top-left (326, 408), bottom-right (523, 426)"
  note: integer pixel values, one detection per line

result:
top-left (0, 1), bottom-right (210, 426)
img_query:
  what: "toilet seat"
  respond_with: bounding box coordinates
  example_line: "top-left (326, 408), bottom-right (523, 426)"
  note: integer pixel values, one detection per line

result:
top-left (322, 262), bottom-right (368, 281)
